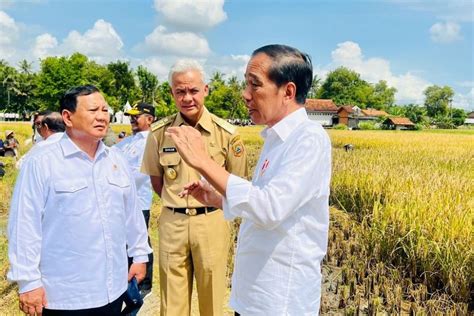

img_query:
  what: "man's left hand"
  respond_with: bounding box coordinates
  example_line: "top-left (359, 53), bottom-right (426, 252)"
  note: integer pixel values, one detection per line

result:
top-left (128, 263), bottom-right (146, 283)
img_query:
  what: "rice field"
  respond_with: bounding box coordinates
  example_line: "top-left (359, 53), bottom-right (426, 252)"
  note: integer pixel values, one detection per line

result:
top-left (0, 123), bottom-right (472, 314)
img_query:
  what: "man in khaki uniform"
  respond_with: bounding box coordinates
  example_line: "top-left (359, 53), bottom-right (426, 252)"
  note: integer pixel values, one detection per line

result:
top-left (141, 59), bottom-right (247, 316)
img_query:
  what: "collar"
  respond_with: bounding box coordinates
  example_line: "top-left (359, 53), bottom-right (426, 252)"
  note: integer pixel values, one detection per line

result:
top-left (261, 107), bottom-right (308, 142)
top-left (135, 130), bottom-right (149, 139)
top-left (173, 108), bottom-right (213, 133)
top-left (60, 132), bottom-right (109, 159)
top-left (46, 132), bottom-right (64, 143)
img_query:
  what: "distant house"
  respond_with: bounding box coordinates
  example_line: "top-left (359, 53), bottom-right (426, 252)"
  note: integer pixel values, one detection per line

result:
top-left (465, 112), bottom-right (474, 125)
top-left (361, 108), bottom-right (389, 118)
top-left (383, 117), bottom-right (415, 130)
top-left (305, 99), bottom-right (338, 126)
top-left (336, 106), bottom-right (389, 128)
top-left (337, 105), bottom-right (363, 128)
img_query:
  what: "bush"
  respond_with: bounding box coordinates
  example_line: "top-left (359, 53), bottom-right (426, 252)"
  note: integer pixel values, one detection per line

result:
top-left (358, 121), bottom-right (379, 130)
top-left (334, 124), bottom-right (348, 130)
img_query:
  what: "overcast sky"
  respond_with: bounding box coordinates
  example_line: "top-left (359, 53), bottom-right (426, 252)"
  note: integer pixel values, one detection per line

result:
top-left (1, 0), bottom-right (472, 110)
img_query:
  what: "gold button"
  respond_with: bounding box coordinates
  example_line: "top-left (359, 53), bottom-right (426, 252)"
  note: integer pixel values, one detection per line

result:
top-left (186, 208), bottom-right (197, 216)
top-left (166, 167), bottom-right (177, 180)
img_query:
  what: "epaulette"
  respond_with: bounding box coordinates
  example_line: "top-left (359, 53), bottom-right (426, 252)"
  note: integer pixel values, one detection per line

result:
top-left (211, 115), bottom-right (236, 134)
top-left (151, 115), bottom-right (174, 132)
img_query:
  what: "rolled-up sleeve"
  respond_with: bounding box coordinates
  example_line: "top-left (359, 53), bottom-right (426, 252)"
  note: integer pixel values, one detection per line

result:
top-left (7, 157), bottom-right (46, 293)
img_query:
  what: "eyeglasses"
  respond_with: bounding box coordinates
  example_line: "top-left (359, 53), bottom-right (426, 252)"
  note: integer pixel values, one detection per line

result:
top-left (34, 121), bottom-right (42, 128)
top-left (130, 115), bottom-right (143, 121)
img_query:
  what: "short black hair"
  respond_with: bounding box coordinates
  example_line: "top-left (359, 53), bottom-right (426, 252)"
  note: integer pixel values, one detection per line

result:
top-left (37, 110), bottom-right (52, 117)
top-left (60, 84), bottom-right (100, 113)
top-left (42, 112), bottom-right (65, 133)
top-left (252, 44), bottom-right (313, 104)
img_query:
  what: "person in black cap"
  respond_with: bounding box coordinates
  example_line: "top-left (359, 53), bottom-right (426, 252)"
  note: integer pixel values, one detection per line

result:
top-left (114, 102), bottom-right (156, 312)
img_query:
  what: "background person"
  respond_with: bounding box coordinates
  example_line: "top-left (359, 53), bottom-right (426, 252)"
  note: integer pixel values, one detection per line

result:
top-left (114, 102), bottom-right (156, 307)
top-left (16, 111), bottom-right (65, 169)
top-left (141, 59), bottom-right (248, 316)
top-left (166, 44), bottom-right (332, 315)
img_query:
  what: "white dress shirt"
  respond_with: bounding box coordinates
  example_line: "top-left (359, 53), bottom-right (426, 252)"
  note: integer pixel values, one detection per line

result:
top-left (223, 108), bottom-right (331, 315)
top-left (114, 131), bottom-right (152, 211)
top-left (7, 133), bottom-right (151, 310)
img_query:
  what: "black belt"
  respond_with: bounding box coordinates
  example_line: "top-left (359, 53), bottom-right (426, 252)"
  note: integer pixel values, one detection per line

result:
top-left (166, 206), bottom-right (217, 216)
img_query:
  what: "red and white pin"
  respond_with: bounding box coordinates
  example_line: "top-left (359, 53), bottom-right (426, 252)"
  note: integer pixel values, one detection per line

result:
top-left (260, 159), bottom-right (270, 177)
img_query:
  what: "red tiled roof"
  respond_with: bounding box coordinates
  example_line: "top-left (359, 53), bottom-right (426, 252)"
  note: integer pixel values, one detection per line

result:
top-left (387, 117), bottom-right (415, 125)
top-left (337, 105), bottom-right (354, 113)
top-left (361, 108), bottom-right (388, 117)
top-left (305, 99), bottom-right (338, 112)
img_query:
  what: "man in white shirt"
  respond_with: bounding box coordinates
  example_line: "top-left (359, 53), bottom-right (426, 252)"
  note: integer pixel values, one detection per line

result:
top-left (166, 44), bottom-right (332, 315)
top-left (7, 85), bottom-right (152, 315)
top-left (17, 111), bottom-right (65, 169)
top-left (114, 102), bottom-right (155, 302)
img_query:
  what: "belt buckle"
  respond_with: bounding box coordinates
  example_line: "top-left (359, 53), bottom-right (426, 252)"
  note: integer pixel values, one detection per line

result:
top-left (186, 208), bottom-right (197, 216)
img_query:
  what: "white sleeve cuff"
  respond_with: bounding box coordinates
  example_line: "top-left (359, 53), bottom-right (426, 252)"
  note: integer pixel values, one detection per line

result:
top-left (132, 255), bottom-right (149, 263)
top-left (18, 279), bottom-right (43, 294)
top-left (224, 174), bottom-right (251, 217)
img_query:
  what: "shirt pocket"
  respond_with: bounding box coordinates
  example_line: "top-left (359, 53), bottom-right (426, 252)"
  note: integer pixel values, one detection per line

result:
top-left (107, 173), bottom-right (131, 188)
top-left (159, 152), bottom-right (182, 189)
top-left (106, 173), bottom-right (131, 218)
top-left (54, 179), bottom-right (90, 216)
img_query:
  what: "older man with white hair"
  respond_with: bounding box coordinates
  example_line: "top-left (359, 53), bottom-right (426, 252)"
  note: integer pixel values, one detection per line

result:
top-left (141, 59), bottom-right (248, 316)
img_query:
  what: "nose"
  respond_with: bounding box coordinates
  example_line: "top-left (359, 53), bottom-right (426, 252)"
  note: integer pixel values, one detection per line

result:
top-left (242, 85), bottom-right (251, 103)
top-left (183, 92), bottom-right (193, 102)
top-left (98, 110), bottom-right (109, 123)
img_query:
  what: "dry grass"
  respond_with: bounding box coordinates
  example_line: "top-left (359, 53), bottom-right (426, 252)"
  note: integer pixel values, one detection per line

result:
top-left (0, 124), bottom-right (472, 314)
top-left (328, 129), bottom-right (473, 307)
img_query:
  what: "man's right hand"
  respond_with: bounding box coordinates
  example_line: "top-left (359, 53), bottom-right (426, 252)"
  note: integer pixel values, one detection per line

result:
top-left (178, 180), bottom-right (223, 209)
top-left (19, 287), bottom-right (47, 316)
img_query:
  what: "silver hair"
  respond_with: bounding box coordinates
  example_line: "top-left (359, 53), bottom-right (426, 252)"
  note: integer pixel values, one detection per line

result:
top-left (168, 59), bottom-right (206, 84)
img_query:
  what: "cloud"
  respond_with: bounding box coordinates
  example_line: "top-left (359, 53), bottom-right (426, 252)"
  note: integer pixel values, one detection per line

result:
top-left (329, 41), bottom-right (431, 103)
top-left (141, 25), bottom-right (211, 57)
top-left (153, 0), bottom-right (227, 31)
top-left (60, 19), bottom-right (124, 62)
top-left (137, 57), bottom-right (171, 81)
top-left (32, 33), bottom-right (58, 59)
top-left (453, 88), bottom-right (474, 111)
top-left (205, 54), bottom-right (250, 80)
top-left (430, 21), bottom-right (462, 43)
top-left (389, 0), bottom-right (473, 22)
top-left (0, 10), bottom-right (19, 59)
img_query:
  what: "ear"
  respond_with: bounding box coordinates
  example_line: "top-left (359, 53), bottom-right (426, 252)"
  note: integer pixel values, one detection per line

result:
top-left (62, 110), bottom-right (73, 128)
top-left (204, 84), bottom-right (209, 97)
top-left (283, 82), bottom-right (297, 102)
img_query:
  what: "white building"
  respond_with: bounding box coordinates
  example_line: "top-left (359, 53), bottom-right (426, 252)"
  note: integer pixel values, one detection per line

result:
top-left (305, 99), bottom-right (338, 127)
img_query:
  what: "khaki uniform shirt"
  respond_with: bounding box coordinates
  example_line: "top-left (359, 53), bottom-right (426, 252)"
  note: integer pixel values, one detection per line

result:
top-left (141, 108), bottom-right (248, 208)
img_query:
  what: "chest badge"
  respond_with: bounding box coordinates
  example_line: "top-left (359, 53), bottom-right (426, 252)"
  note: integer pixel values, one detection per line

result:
top-left (259, 159), bottom-right (270, 177)
top-left (166, 167), bottom-right (178, 180)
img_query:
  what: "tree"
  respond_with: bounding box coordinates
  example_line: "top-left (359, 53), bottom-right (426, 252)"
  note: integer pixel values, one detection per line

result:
top-left (107, 61), bottom-right (138, 110)
top-left (307, 74), bottom-right (322, 99)
top-left (136, 66), bottom-right (158, 104)
top-left (424, 85), bottom-right (454, 117)
top-left (403, 104), bottom-right (428, 125)
top-left (367, 80), bottom-right (397, 109)
top-left (35, 53), bottom-right (116, 111)
top-left (206, 75), bottom-right (247, 119)
top-left (318, 67), bottom-right (372, 107)
top-left (451, 108), bottom-right (467, 126)
top-left (154, 81), bottom-right (176, 118)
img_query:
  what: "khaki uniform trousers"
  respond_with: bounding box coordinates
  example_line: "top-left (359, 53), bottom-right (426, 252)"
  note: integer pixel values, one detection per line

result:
top-left (159, 207), bottom-right (231, 316)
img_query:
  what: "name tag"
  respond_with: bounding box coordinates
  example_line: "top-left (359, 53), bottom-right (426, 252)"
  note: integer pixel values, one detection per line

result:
top-left (163, 147), bottom-right (177, 153)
